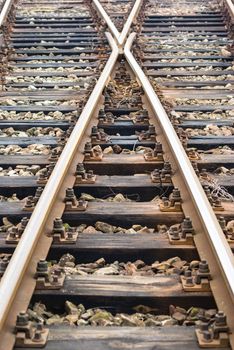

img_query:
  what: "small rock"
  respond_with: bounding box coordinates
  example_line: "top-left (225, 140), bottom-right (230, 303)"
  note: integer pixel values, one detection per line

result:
top-left (221, 47), bottom-right (231, 58)
top-left (95, 221), bottom-right (113, 233)
top-left (125, 228), bottom-right (137, 234)
top-left (114, 226), bottom-right (126, 233)
top-left (27, 308), bottom-right (44, 323)
top-left (132, 224), bottom-right (142, 231)
top-left (75, 269), bottom-right (88, 276)
top-left (54, 111), bottom-right (63, 118)
top-left (65, 314), bottom-right (79, 324)
top-left (169, 305), bottom-right (176, 316)
top-left (189, 260), bottom-right (200, 269)
top-left (214, 167), bottom-right (230, 174)
top-left (8, 170), bottom-right (16, 176)
top-left (47, 315), bottom-right (64, 325)
top-left (138, 226), bottom-right (152, 234)
top-left (77, 319), bottom-right (89, 326)
top-left (103, 146), bottom-right (113, 154)
top-left (157, 224), bottom-right (168, 233)
top-left (28, 85), bottom-right (37, 91)
top-left (89, 311), bottom-right (113, 323)
top-left (77, 304), bottom-right (85, 314)
top-left (33, 302), bottom-right (53, 319)
top-left (93, 318), bottom-right (113, 326)
top-left (113, 144), bottom-right (122, 154)
top-left (167, 267), bottom-right (179, 275)
top-left (77, 224), bottom-right (87, 232)
top-left (113, 193), bottom-right (126, 202)
top-left (65, 301), bottom-right (79, 315)
top-left (59, 254), bottom-right (75, 267)
top-left (133, 305), bottom-right (158, 314)
top-left (92, 145), bottom-right (102, 156)
top-left (82, 226), bottom-right (97, 234)
top-left (152, 262), bottom-right (170, 271)
top-left (120, 315), bottom-right (137, 327)
top-left (80, 193), bottom-right (95, 201)
top-left (205, 309), bottom-right (217, 319)
top-left (94, 266), bottom-right (119, 275)
top-left (172, 312), bottom-right (186, 323)
top-left (171, 260), bottom-right (187, 269)
top-left (95, 258), bottom-right (106, 267)
top-left (157, 315), bottom-right (171, 321)
top-left (64, 261), bottom-right (75, 268)
top-left (145, 319), bottom-right (161, 327)
top-left (227, 220), bottom-right (234, 232)
top-left (2, 217), bottom-right (13, 228)
top-left (174, 306), bottom-right (187, 315)
top-left (81, 309), bottom-right (94, 320)
top-left (122, 148), bottom-right (131, 154)
top-left (161, 318), bottom-right (178, 326)
top-left (124, 262), bottom-right (137, 275)
top-left (187, 307), bottom-right (200, 318)
top-left (166, 257), bottom-right (181, 265)
top-left (134, 260), bottom-right (145, 269)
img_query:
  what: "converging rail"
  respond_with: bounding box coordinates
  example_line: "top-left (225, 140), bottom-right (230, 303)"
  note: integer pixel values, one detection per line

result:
top-left (0, 0), bottom-right (141, 348)
top-left (0, 0), bottom-right (233, 349)
top-left (0, 31), bottom-right (119, 348)
top-left (125, 32), bottom-right (234, 348)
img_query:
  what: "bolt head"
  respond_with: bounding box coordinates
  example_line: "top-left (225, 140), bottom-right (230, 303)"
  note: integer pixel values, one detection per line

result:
top-left (37, 259), bottom-right (48, 273)
top-left (202, 330), bottom-right (213, 342)
top-left (16, 311), bottom-right (29, 326)
top-left (33, 330), bottom-right (42, 342)
top-left (199, 260), bottom-right (209, 273)
top-left (215, 311), bottom-right (227, 326)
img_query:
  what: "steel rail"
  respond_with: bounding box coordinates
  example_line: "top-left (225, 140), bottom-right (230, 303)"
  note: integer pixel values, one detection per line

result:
top-left (92, 0), bottom-right (143, 46)
top-left (92, 0), bottom-right (120, 42)
top-left (0, 0), bottom-right (14, 27)
top-left (118, 0), bottom-right (142, 46)
top-left (0, 32), bottom-right (119, 332)
top-left (124, 31), bottom-right (234, 339)
top-left (222, 0), bottom-right (234, 18)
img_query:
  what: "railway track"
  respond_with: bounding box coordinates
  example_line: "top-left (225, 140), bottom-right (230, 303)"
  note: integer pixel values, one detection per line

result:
top-left (0, 0), bottom-right (233, 349)
top-left (97, 0), bottom-right (134, 31)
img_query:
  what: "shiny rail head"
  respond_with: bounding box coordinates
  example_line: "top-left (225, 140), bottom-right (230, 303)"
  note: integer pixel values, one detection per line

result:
top-left (92, 0), bottom-right (143, 47)
top-left (222, 0), bottom-right (234, 18)
top-left (124, 32), bottom-right (234, 303)
top-left (118, 0), bottom-right (143, 46)
top-left (0, 0), bottom-right (14, 27)
top-left (0, 31), bottom-right (122, 335)
top-left (92, 0), bottom-right (120, 41)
